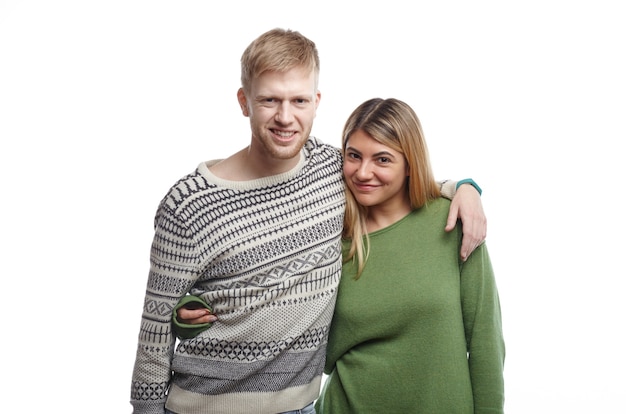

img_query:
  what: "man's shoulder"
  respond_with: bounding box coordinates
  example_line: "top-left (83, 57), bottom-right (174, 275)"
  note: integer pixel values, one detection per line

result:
top-left (304, 136), bottom-right (342, 158)
top-left (158, 165), bottom-right (211, 212)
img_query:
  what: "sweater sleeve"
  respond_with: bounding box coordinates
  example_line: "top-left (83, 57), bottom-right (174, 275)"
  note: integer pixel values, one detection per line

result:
top-left (172, 295), bottom-right (213, 339)
top-left (439, 179), bottom-right (483, 200)
top-left (130, 202), bottom-right (201, 414)
top-left (439, 180), bottom-right (457, 200)
top-left (460, 243), bottom-right (506, 413)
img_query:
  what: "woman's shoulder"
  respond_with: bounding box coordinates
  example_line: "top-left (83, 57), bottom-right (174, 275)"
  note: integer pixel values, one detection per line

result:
top-left (423, 197), bottom-right (451, 215)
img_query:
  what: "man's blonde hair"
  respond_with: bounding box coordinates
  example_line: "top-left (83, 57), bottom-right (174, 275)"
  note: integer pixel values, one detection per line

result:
top-left (240, 28), bottom-right (320, 93)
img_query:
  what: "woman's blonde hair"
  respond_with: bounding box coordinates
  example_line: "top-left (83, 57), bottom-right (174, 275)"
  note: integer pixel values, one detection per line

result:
top-left (342, 98), bottom-right (441, 278)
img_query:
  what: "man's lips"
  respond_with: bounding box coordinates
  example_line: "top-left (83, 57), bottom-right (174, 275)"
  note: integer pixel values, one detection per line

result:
top-left (271, 129), bottom-right (297, 141)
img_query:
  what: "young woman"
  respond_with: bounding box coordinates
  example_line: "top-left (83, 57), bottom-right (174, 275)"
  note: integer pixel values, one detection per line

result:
top-left (314, 98), bottom-right (505, 413)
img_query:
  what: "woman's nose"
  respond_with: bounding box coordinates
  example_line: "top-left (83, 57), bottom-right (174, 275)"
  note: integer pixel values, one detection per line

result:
top-left (355, 162), bottom-right (373, 179)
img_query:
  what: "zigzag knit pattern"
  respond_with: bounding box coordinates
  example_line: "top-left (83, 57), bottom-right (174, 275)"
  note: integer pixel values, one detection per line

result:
top-left (131, 137), bottom-right (345, 414)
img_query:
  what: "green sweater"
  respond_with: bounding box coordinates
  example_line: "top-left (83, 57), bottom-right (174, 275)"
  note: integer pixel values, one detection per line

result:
top-left (315, 198), bottom-right (505, 413)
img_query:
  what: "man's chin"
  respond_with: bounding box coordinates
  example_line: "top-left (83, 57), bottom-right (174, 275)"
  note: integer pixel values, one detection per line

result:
top-left (272, 139), bottom-right (307, 158)
top-left (272, 148), bottom-right (302, 160)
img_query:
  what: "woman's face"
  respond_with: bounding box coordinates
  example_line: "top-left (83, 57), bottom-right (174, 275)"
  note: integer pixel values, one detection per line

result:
top-left (343, 129), bottom-right (409, 211)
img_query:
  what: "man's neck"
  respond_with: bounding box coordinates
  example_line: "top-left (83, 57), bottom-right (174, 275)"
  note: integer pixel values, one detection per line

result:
top-left (209, 147), bottom-right (302, 181)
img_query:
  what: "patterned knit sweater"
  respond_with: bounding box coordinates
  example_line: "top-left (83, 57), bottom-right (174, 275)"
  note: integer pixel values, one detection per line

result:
top-left (130, 137), bottom-right (346, 414)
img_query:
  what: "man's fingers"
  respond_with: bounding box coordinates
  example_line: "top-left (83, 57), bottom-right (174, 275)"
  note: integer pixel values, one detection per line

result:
top-left (178, 308), bottom-right (217, 324)
top-left (445, 204), bottom-right (460, 232)
top-left (460, 226), bottom-right (486, 261)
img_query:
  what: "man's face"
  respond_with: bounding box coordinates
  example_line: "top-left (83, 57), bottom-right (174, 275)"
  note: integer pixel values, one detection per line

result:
top-left (238, 66), bottom-right (320, 164)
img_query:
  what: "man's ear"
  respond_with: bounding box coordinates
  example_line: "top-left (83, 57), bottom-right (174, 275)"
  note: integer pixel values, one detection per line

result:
top-left (237, 88), bottom-right (249, 117)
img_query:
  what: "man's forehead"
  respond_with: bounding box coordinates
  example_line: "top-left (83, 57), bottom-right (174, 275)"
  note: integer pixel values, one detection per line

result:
top-left (251, 69), bottom-right (318, 96)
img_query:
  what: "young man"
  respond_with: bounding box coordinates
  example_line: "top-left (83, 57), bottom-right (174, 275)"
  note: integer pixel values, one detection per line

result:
top-left (130, 28), bottom-right (486, 414)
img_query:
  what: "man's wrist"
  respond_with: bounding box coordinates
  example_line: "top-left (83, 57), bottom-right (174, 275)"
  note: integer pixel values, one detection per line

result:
top-left (456, 178), bottom-right (482, 195)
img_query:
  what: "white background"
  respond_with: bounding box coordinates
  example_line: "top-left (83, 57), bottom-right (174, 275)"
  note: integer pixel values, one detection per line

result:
top-left (1, 1), bottom-right (624, 412)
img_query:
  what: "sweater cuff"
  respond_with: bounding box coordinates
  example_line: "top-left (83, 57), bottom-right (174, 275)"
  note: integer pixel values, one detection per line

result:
top-left (439, 179), bottom-right (457, 200)
top-left (172, 295), bottom-right (213, 339)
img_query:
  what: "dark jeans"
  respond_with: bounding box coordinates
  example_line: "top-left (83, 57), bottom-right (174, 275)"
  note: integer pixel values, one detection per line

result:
top-left (165, 401), bottom-right (315, 414)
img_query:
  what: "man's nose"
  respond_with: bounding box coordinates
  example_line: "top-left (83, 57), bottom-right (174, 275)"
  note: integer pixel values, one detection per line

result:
top-left (275, 102), bottom-right (294, 124)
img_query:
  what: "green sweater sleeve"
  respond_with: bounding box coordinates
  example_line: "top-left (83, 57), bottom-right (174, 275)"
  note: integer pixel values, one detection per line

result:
top-left (172, 295), bottom-right (213, 339)
top-left (460, 243), bottom-right (505, 413)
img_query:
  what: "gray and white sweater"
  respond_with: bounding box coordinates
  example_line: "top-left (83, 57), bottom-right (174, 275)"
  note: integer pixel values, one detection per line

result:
top-left (130, 137), bottom-right (346, 414)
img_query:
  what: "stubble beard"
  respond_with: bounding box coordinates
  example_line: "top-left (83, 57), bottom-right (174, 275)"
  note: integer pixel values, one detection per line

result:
top-left (258, 129), bottom-right (310, 161)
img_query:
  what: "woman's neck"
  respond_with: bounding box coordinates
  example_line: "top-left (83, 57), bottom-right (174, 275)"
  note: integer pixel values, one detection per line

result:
top-left (366, 201), bottom-right (412, 233)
